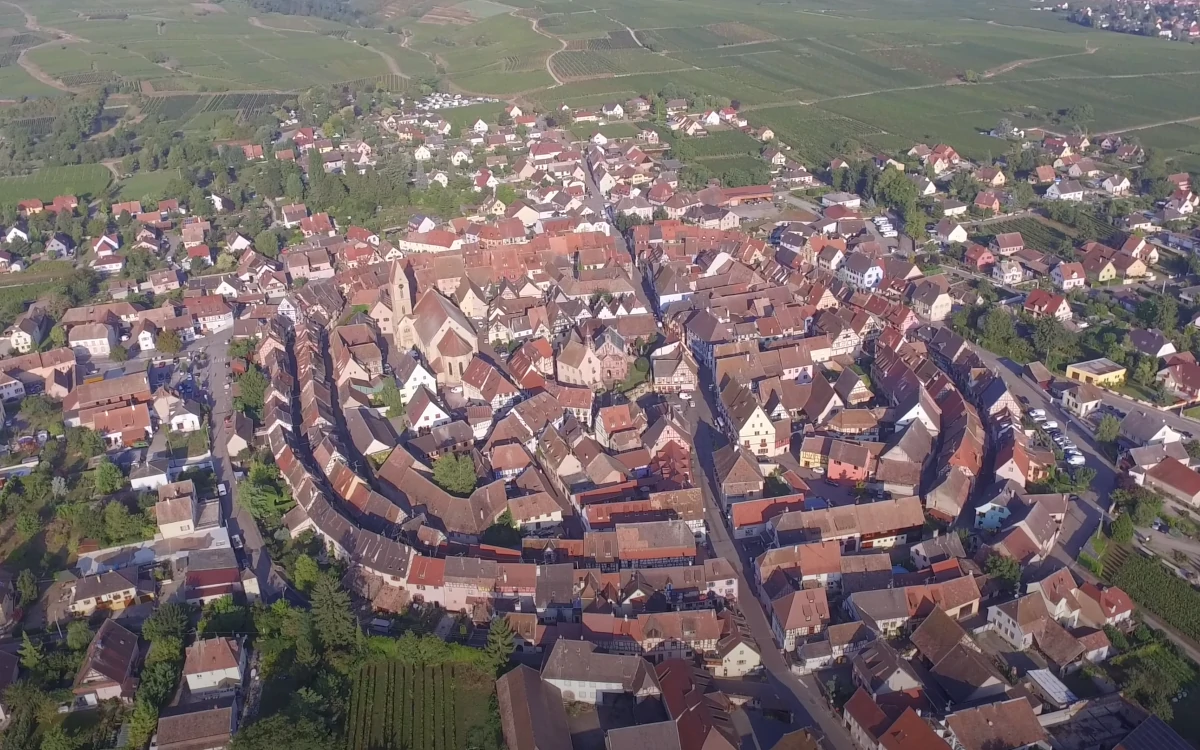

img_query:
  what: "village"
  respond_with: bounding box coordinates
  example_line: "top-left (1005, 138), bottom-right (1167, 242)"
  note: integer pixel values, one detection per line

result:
top-left (0, 84), bottom-right (1198, 750)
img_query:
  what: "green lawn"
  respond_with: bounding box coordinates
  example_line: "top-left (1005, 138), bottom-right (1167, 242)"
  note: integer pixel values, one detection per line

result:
top-left (0, 165), bottom-right (111, 204)
top-left (116, 169), bottom-right (181, 200)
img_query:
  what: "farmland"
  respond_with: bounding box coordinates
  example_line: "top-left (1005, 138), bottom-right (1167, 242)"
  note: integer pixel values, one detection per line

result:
top-left (1, 0), bottom-right (1199, 172)
top-left (345, 661), bottom-right (494, 750)
top-left (0, 164), bottom-right (111, 204)
top-left (974, 217), bottom-right (1074, 252)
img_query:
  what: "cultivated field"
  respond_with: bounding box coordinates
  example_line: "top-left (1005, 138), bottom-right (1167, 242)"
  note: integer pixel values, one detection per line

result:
top-left (345, 661), bottom-right (494, 750)
top-left (6, 0), bottom-right (1200, 169)
top-left (0, 164), bottom-right (110, 203)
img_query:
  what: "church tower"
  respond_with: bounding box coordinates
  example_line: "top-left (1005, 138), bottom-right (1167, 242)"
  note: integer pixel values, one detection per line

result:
top-left (390, 260), bottom-right (412, 318)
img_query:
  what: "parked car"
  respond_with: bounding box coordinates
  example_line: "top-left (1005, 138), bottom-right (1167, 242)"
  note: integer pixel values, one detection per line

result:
top-left (1043, 421), bottom-right (1059, 429)
top-left (1066, 454), bottom-right (1086, 466)
top-left (1029, 409), bottom-right (1045, 418)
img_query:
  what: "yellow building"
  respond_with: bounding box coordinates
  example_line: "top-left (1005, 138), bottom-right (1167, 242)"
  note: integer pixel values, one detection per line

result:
top-left (1065, 358), bottom-right (1127, 388)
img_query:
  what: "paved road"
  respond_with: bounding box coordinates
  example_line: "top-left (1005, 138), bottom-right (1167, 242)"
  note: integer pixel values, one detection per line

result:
top-left (191, 326), bottom-right (282, 600)
top-left (691, 368), bottom-right (855, 750)
top-left (960, 341), bottom-right (1110, 559)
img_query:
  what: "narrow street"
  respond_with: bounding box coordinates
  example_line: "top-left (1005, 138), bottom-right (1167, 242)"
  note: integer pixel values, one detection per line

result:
top-left (192, 327), bottom-right (282, 599)
top-left (692, 368), bottom-right (856, 750)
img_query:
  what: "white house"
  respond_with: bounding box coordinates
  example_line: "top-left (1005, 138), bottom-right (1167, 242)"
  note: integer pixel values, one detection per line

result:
top-left (1051, 261), bottom-right (1087, 291)
top-left (473, 119), bottom-right (489, 135)
top-left (4, 226), bottom-right (28, 244)
top-left (169, 401), bottom-right (204, 432)
top-left (183, 637), bottom-right (245, 697)
top-left (68, 323), bottom-right (116, 358)
top-left (541, 641), bottom-right (660, 705)
top-left (1102, 175), bottom-right (1131, 196)
top-left (405, 386), bottom-right (450, 434)
top-left (1046, 180), bottom-right (1085, 201)
top-left (155, 480), bottom-right (196, 539)
top-left (935, 220), bottom-right (968, 244)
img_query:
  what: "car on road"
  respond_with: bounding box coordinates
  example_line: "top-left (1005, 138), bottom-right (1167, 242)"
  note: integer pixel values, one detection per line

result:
top-left (1029, 409), bottom-right (1045, 418)
top-left (1043, 421), bottom-right (1059, 429)
top-left (1066, 453), bottom-right (1086, 466)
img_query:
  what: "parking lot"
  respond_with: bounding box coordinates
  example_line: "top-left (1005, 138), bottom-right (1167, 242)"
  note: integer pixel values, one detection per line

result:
top-left (1027, 406), bottom-right (1087, 468)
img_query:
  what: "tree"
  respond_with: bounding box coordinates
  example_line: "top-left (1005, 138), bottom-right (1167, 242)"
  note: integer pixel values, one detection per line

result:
top-left (156, 328), bottom-right (182, 355)
top-left (143, 602), bottom-right (190, 642)
top-left (40, 726), bottom-right (82, 750)
top-left (16, 568), bottom-right (37, 607)
top-left (19, 632), bottom-right (42, 670)
top-left (234, 365), bottom-right (268, 420)
top-left (146, 636), bottom-right (184, 666)
top-left (1110, 512), bottom-right (1135, 543)
top-left (66, 620), bottom-right (93, 651)
top-left (1186, 441), bottom-right (1200, 459)
top-left (431, 453), bottom-right (477, 496)
top-left (108, 343), bottom-right (129, 362)
top-left (49, 324), bottom-right (65, 347)
top-left (376, 377), bottom-right (406, 418)
top-left (311, 575), bottom-right (357, 650)
top-left (1130, 494), bottom-right (1164, 527)
top-left (985, 553), bottom-right (1021, 595)
top-left (66, 426), bottom-right (105, 458)
top-left (480, 509), bottom-right (521, 549)
top-left (485, 615), bottom-right (515, 672)
top-left (232, 716), bottom-right (333, 750)
top-left (255, 229), bottom-right (281, 259)
top-left (127, 699), bottom-right (160, 749)
top-left (1097, 414), bottom-right (1121, 443)
top-left (94, 459), bottom-right (126, 495)
top-left (292, 554), bottom-right (320, 593)
top-left (1072, 466), bottom-right (1097, 493)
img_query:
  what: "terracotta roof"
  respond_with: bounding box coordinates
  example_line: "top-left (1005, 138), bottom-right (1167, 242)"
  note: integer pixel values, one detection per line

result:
top-left (183, 637), bottom-right (241, 676)
top-left (945, 698), bottom-right (1047, 750)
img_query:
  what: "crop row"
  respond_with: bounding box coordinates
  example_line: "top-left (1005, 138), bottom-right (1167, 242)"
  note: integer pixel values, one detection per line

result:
top-left (347, 662), bottom-right (465, 750)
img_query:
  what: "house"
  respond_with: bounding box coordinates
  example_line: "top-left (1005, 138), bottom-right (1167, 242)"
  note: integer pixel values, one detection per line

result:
top-left (1059, 381), bottom-right (1102, 418)
top-left (1065, 358), bottom-right (1126, 388)
top-left (987, 594), bottom-right (1084, 672)
top-left (69, 569), bottom-right (140, 615)
top-left (942, 699), bottom-right (1049, 750)
top-left (844, 691), bottom-right (950, 750)
top-left (156, 480), bottom-right (196, 538)
top-left (992, 259), bottom-right (1023, 286)
top-left (973, 191), bottom-right (1001, 213)
top-left (69, 323), bottom-right (116, 358)
top-left (495, 666), bottom-right (572, 750)
top-left (708, 635), bottom-right (761, 678)
top-left (1023, 289), bottom-right (1071, 321)
top-left (770, 588), bottom-right (831, 649)
top-left (9, 310), bottom-right (48, 353)
top-left (73, 620), bottom-right (139, 707)
top-left (405, 385), bottom-right (451, 434)
top-left (935, 220), bottom-right (968, 245)
top-left (1076, 583), bottom-right (1133, 628)
top-left (155, 700), bottom-right (238, 750)
top-left (1129, 328), bottom-right (1176, 360)
top-left (1144, 458), bottom-right (1200, 506)
top-left (1051, 261), bottom-right (1086, 291)
top-left (183, 637), bottom-right (244, 697)
top-left (1103, 175), bottom-right (1131, 195)
top-left (541, 640), bottom-right (661, 705)
top-left (1046, 180), bottom-right (1085, 201)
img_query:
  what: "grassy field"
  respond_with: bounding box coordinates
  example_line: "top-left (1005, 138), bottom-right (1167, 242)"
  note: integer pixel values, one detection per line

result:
top-left (0, 164), bottom-right (111, 204)
top-left (117, 169), bottom-right (181, 200)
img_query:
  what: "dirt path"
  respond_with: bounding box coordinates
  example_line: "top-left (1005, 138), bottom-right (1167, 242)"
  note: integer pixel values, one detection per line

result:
top-left (249, 16), bottom-right (404, 77)
top-left (1097, 114), bottom-right (1200, 137)
top-left (973, 42), bottom-right (1098, 80)
top-left (738, 67), bottom-right (1200, 111)
top-left (524, 14), bottom-right (567, 87)
top-left (604, 15), bottom-right (645, 48)
top-left (248, 16), bottom-right (317, 33)
top-left (100, 159), bottom-right (122, 180)
top-left (3, 0), bottom-right (89, 93)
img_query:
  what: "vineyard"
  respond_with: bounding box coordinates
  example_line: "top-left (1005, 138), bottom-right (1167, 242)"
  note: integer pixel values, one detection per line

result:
top-left (747, 108), bottom-right (883, 167)
top-left (976, 217), bottom-right (1073, 251)
top-left (202, 93), bottom-right (290, 113)
top-left (1112, 554), bottom-right (1200, 643)
top-left (140, 95), bottom-right (204, 121)
top-left (551, 50), bottom-right (686, 79)
top-left (345, 662), bottom-right (494, 750)
top-left (587, 30), bottom-right (641, 50)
